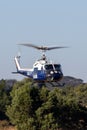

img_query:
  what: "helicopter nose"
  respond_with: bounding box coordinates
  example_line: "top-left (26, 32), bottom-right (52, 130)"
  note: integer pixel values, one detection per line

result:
top-left (53, 71), bottom-right (63, 80)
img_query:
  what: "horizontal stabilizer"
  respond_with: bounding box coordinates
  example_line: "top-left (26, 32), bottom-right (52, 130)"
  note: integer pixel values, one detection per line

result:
top-left (12, 72), bottom-right (18, 74)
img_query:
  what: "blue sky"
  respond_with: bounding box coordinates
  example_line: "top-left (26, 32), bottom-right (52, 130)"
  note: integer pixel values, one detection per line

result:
top-left (0, 0), bottom-right (87, 82)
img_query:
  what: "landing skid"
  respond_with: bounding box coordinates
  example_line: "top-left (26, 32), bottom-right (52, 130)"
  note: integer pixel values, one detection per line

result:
top-left (45, 82), bottom-right (65, 87)
top-left (30, 80), bottom-right (65, 88)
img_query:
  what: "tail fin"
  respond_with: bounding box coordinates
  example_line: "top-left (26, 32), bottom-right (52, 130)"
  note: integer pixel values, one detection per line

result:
top-left (14, 55), bottom-right (33, 78)
top-left (14, 56), bottom-right (21, 71)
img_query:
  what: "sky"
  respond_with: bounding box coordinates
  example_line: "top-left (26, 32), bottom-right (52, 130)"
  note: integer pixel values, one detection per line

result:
top-left (0, 0), bottom-right (87, 82)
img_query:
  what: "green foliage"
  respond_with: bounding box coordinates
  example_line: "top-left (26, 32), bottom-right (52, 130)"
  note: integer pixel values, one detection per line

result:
top-left (6, 79), bottom-right (39, 130)
top-left (5, 79), bottom-right (87, 130)
top-left (74, 84), bottom-right (87, 106)
top-left (36, 90), bottom-right (60, 130)
top-left (0, 79), bottom-right (10, 120)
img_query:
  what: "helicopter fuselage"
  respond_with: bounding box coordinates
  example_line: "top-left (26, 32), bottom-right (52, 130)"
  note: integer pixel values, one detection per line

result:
top-left (14, 56), bottom-right (63, 82)
top-left (32, 59), bottom-right (63, 81)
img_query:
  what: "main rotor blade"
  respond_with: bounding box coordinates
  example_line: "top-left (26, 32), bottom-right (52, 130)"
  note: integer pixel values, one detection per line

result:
top-left (46, 46), bottom-right (68, 50)
top-left (19, 43), bottom-right (41, 50)
top-left (19, 43), bottom-right (67, 51)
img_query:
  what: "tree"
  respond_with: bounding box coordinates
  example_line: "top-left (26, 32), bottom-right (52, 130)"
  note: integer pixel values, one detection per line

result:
top-left (0, 79), bottom-right (10, 120)
top-left (36, 90), bottom-right (60, 130)
top-left (6, 79), bottom-right (41, 130)
top-left (6, 79), bottom-right (87, 130)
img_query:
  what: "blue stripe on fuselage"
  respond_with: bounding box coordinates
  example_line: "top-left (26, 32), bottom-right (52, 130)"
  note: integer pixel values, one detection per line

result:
top-left (33, 69), bottom-right (46, 80)
top-left (17, 69), bottom-right (46, 80)
top-left (18, 70), bottom-right (33, 78)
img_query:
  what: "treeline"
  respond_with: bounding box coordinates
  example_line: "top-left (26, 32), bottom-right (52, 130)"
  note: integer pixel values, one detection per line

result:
top-left (0, 78), bottom-right (87, 130)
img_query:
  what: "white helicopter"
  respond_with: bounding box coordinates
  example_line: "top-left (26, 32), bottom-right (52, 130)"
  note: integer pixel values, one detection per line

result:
top-left (13, 43), bottom-right (66, 82)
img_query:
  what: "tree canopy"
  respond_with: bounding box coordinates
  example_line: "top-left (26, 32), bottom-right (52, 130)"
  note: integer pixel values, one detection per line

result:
top-left (5, 79), bottom-right (87, 130)
top-left (0, 78), bottom-right (87, 129)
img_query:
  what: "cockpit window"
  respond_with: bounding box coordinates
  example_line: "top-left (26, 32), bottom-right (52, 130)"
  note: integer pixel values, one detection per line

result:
top-left (54, 64), bottom-right (61, 71)
top-left (45, 64), bottom-right (61, 71)
top-left (45, 64), bottom-right (53, 70)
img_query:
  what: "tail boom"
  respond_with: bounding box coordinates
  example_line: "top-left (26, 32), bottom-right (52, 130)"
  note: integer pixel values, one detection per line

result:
top-left (14, 56), bottom-right (33, 78)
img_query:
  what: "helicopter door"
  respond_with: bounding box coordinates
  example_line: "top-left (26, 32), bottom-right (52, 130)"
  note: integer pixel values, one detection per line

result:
top-left (33, 67), bottom-right (46, 80)
top-left (33, 68), bottom-right (38, 79)
top-left (45, 64), bottom-right (54, 80)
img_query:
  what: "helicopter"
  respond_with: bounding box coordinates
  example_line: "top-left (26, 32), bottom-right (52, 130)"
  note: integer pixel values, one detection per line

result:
top-left (13, 43), bottom-right (66, 83)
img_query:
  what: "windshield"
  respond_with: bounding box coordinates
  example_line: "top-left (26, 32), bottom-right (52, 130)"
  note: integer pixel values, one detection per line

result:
top-left (45, 64), bottom-right (61, 71)
top-left (54, 64), bottom-right (61, 71)
top-left (45, 64), bottom-right (53, 70)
